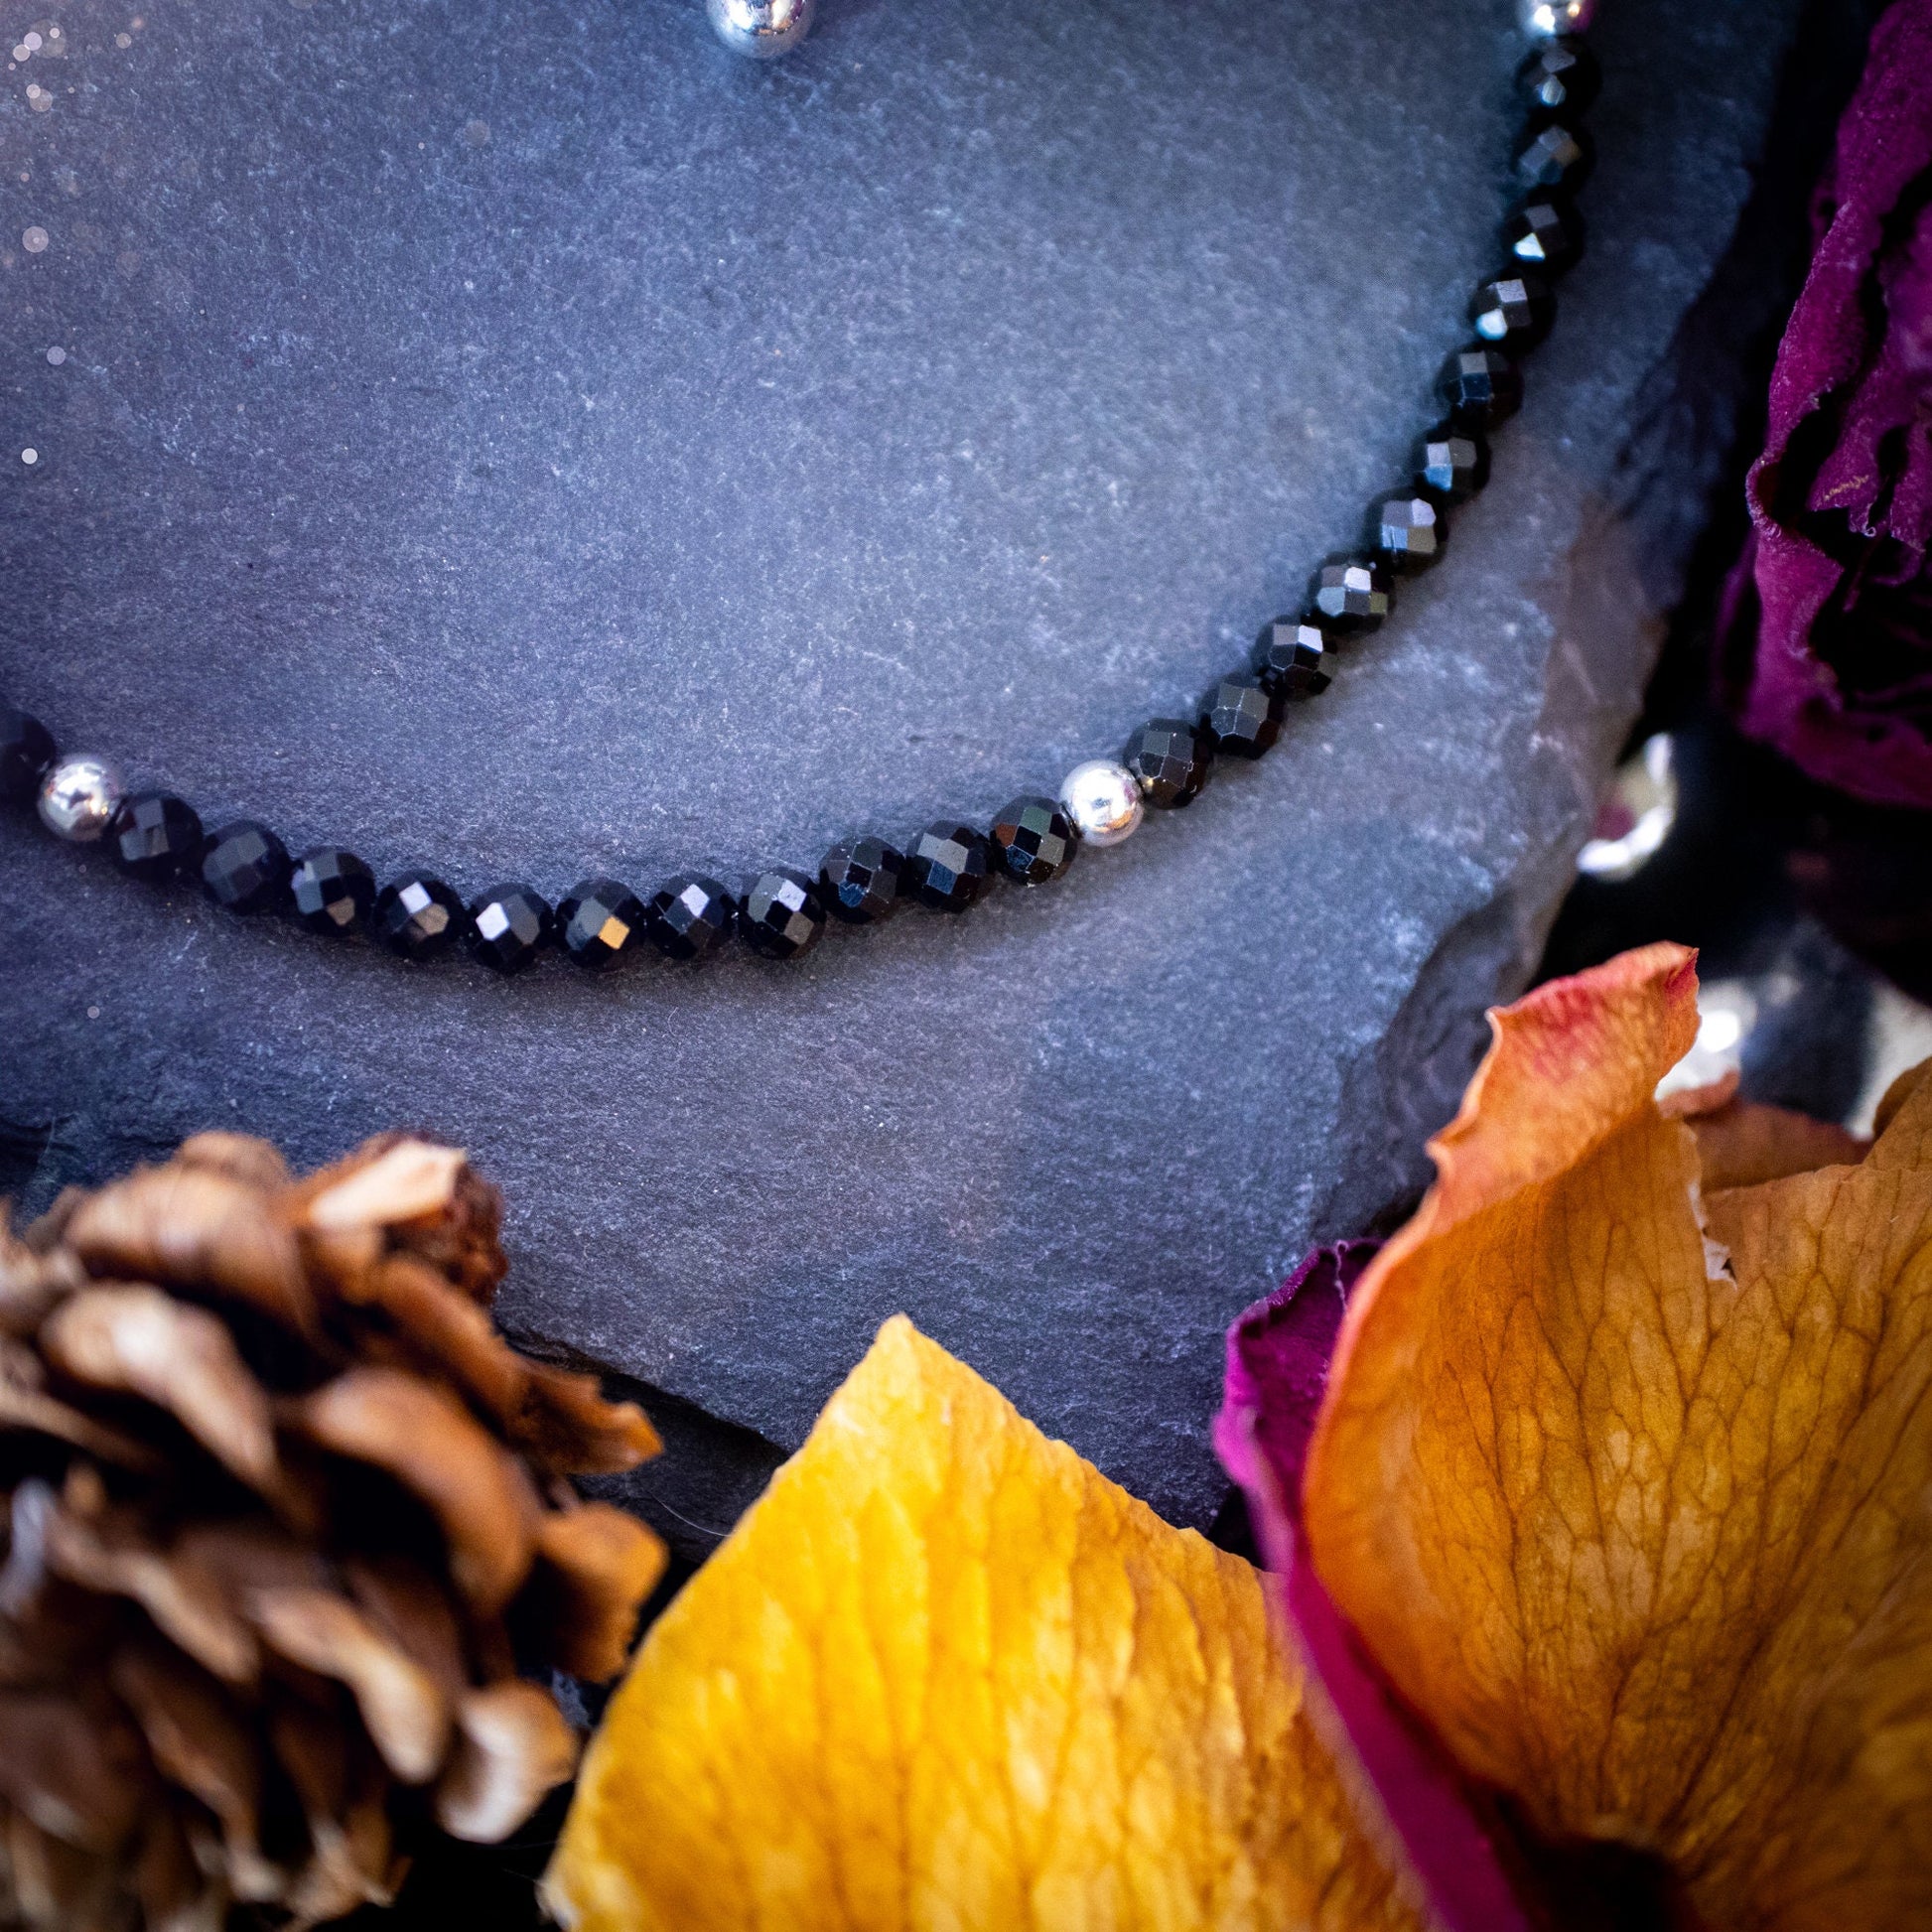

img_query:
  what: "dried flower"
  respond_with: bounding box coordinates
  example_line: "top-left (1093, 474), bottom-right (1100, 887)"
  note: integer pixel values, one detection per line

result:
top-left (547, 942), bottom-right (1932, 1932)
top-left (1226, 944), bottom-right (1932, 1930)
top-left (545, 1315), bottom-right (1421, 1932)
top-left (1722, 0), bottom-right (1932, 807)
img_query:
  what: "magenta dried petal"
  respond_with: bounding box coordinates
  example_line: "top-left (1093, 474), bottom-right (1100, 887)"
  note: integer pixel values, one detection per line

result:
top-left (1725, 0), bottom-right (1932, 807)
top-left (1217, 1245), bottom-right (1540, 1932)
top-left (1213, 1240), bottom-right (1376, 1527)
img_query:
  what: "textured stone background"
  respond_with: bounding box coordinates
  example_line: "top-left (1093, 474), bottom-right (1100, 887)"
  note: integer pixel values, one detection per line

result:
top-left (0, 0), bottom-right (1798, 1527)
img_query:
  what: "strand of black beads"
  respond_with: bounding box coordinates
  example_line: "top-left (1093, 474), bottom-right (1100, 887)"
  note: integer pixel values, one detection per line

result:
top-left (819, 836), bottom-right (906, 926)
top-left (904, 823), bottom-right (996, 913)
top-left (468, 884), bottom-right (554, 976)
top-left (646, 875), bottom-right (737, 960)
top-left (292, 850), bottom-right (376, 936)
top-left (201, 822), bottom-right (293, 915)
top-left (991, 797), bottom-right (1079, 886)
top-left (0, 7), bottom-right (1598, 979)
top-left (373, 870), bottom-right (467, 962)
top-left (0, 705), bottom-right (56, 805)
top-left (1176, 27), bottom-right (1595, 796)
top-left (559, 878), bottom-right (648, 970)
top-left (742, 867), bottom-right (827, 960)
top-left (110, 792), bottom-right (204, 882)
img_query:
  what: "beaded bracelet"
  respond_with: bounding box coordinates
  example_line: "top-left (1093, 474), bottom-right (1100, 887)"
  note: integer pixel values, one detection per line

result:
top-left (1, 3), bottom-right (1600, 977)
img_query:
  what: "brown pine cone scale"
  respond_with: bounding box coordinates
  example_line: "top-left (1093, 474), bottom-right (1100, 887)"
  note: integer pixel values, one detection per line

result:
top-left (0, 1133), bottom-right (665, 1931)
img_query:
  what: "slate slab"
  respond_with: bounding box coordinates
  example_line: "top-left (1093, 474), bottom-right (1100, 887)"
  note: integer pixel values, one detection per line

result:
top-left (0, 0), bottom-right (1799, 1526)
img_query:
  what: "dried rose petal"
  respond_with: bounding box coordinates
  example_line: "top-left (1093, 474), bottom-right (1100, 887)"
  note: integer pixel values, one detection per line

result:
top-left (1723, 0), bottom-right (1932, 806)
top-left (1283, 943), bottom-right (1932, 1931)
top-left (1216, 1246), bottom-right (1539, 1932)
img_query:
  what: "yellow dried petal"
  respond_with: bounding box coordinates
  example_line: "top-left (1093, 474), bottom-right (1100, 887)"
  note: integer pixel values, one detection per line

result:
top-left (546, 1316), bottom-right (1419, 1932)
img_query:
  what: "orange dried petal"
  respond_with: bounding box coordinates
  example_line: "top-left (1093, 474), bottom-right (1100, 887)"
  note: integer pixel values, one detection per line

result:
top-left (1683, 1097), bottom-right (1867, 1190)
top-left (1303, 942), bottom-right (1932, 1931)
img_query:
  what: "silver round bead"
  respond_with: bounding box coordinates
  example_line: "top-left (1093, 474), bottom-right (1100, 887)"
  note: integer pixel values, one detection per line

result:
top-left (706, 0), bottom-right (814, 59)
top-left (36, 753), bottom-right (124, 843)
top-left (1522, 0), bottom-right (1595, 36)
top-left (1058, 759), bottom-right (1145, 850)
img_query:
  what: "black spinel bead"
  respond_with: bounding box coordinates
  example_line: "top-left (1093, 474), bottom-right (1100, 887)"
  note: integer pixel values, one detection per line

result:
top-left (1122, 719), bottom-right (1212, 809)
top-left (991, 795), bottom-right (1079, 884)
top-left (1199, 675), bottom-right (1283, 759)
top-left (1415, 421), bottom-right (1490, 504)
top-left (201, 821), bottom-right (292, 914)
top-left (1504, 198), bottom-right (1586, 275)
top-left (373, 870), bottom-right (466, 961)
top-left (1470, 272), bottom-right (1555, 349)
top-left (110, 791), bottom-right (203, 882)
top-left (1517, 38), bottom-right (1598, 120)
top-left (742, 867), bottom-right (827, 960)
top-left (468, 883), bottom-right (553, 975)
top-left (1513, 122), bottom-right (1592, 196)
top-left (1370, 492), bottom-right (1448, 573)
top-left (0, 705), bottom-right (56, 803)
top-left (1253, 619), bottom-right (1334, 699)
top-left (905, 822), bottom-right (995, 912)
top-left (559, 877), bottom-right (648, 969)
top-left (290, 848), bottom-right (376, 936)
top-left (1438, 346), bottom-right (1523, 430)
top-left (819, 836), bottom-right (905, 924)
top-left (645, 874), bottom-right (737, 960)
top-left (1308, 556), bottom-right (1394, 634)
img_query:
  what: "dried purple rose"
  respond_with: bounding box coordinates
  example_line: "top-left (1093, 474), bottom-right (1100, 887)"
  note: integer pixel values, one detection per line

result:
top-left (1721, 0), bottom-right (1932, 807)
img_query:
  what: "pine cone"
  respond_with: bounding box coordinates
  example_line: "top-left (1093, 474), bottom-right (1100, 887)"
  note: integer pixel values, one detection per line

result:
top-left (0, 1131), bottom-right (665, 1931)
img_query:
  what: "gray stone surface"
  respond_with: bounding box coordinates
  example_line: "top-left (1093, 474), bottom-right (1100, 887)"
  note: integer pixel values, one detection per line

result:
top-left (0, 0), bottom-right (1798, 1527)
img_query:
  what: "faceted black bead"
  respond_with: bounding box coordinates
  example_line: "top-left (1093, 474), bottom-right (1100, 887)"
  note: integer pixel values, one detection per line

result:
top-left (1513, 122), bottom-right (1592, 196)
top-left (468, 883), bottom-right (553, 975)
top-left (373, 870), bottom-right (466, 961)
top-left (290, 848), bottom-right (376, 936)
top-left (991, 795), bottom-right (1079, 884)
top-left (1122, 719), bottom-right (1212, 809)
top-left (0, 704), bottom-right (56, 803)
top-left (110, 791), bottom-right (203, 882)
top-left (1414, 421), bottom-right (1490, 505)
top-left (1470, 272), bottom-right (1555, 349)
top-left (1504, 198), bottom-right (1586, 275)
top-left (1438, 346), bottom-right (1523, 430)
top-left (559, 877), bottom-right (648, 968)
top-left (1307, 556), bottom-right (1394, 634)
top-left (200, 821), bottom-right (291, 914)
top-left (905, 822), bottom-right (995, 912)
top-left (1252, 619), bottom-right (1334, 700)
top-left (1199, 674), bottom-right (1283, 759)
top-left (1517, 38), bottom-right (1598, 120)
top-left (645, 874), bottom-right (737, 960)
top-left (742, 867), bottom-right (827, 960)
top-left (1370, 492), bottom-right (1448, 573)
top-left (819, 836), bottom-right (905, 924)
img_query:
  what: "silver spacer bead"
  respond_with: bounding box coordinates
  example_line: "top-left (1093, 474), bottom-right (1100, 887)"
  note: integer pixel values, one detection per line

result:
top-left (706, 0), bottom-right (814, 59)
top-left (1522, 0), bottom-right (1595, 36)
top-left (1058, 759), bottom-right (1145, 850)
top-left (37, 753), bottom-right (124, 843)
